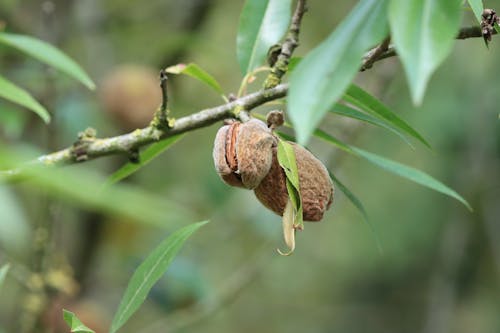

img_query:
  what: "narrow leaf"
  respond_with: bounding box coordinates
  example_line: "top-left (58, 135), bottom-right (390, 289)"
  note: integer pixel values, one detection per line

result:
top-left (63, 310), bottom-right (95, 333)
top-left (0, 146), bottom-right (192, 228)
top-left (277, 139), bottom-right (303, 230)
top-left (0, 32), bottom-right (95, 90)
top-left (237, 0), bottom-right (292, 74)
top-left (330, 103), bottom-right (414, 148)
top-left (287, 57), bottom-right (302, 72)
top-left (288, 0), bottom-right (389, 145)
top-left (106, 134), bottom-right (184, 185)
top-left (312, 129), bottom-right (354, 154)
top-left (314, 132), bottom-right (471, 210)
top-left (328, 171), bottom-right (369, 224)
top-left (467, 0), bottom-right (483, 23)
top-left (277, 139), bottom-right (299, 188)
top-left (110, 221), bottom-right (208, 333)
top-left (344, 84), bottom-right (430, 148)
top-left (328, 171), bottom-right (382, 253)
top-left (0, 74), bottom-right (50, 123)
top-left (0, 264), bottom-right (10, 290)
top-left (165, 63), bottom-right (225, 99)
top-left (389, 0), bottom-right (462, 104)
top-left (351, 146), bottom-right (472, 210)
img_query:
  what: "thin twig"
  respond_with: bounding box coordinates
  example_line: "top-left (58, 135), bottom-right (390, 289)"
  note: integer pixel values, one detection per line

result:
top-left (360, 36), bottom-right (390, 71)
top-left (358, 25), bottom-right (495, 70)
top-left (0, 26), bottom-right (494, 175)
top-left (264, 0), bottom-right (307, 88)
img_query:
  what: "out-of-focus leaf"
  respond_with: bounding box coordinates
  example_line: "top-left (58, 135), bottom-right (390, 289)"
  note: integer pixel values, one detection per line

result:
top-left (237, 0), bottom-right (292, 74)
top-left (106, 134), bottom-right (184, 185)
top-left (328, 170), bottom-right (382, 252)
top-left (0, 75), bottom-right (50, 123)
top-left (110, 221), bottom-right (208, 333)
top-left (330, 104), bottom-right (414, 148)
top-left (0, 147), bottom-right (193, 228)
top-left (63, 310), bottom-right (95, 333)
top-left (388, 0), bottom-right (462, 104)
top-left (0, 32), bottom-right (95, 90)
top-left (351, 146), bottom-right (471, 210)
top-left (288, 0), bottom-right (389, 145)
top-left (0, 186), bottom-right (31, 257)
top-left (0, 106), bottom-right (28, 139)
top-left (165, 63), bottom-right (225, 99)
top-left (344, 84), bottom-right (430, 148)
top-left (467, 0), bottom-right (483, 22)
top-left (0, 264), bottom-right (10, 291)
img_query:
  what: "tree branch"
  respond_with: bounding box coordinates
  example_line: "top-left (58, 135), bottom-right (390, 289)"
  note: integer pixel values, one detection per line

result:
top-left (1, 25), bottom-right (494, 176)
top-left (360, 36), bottom-right (391, 71)
top-left (264, 0), bottom-right (307, 88)
top-left (359, 26), bottom-right (495, 70)
top-left (34, 84), bottom-right (288, 167)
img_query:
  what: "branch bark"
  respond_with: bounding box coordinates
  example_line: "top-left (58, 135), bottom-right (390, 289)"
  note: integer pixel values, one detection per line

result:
top-left (1, 26), bottom-right (493, 174)
top-left (360, 26), bottom-right (494, 70)
top-left (36, 84), bottom-right (288, 167)
top-left (264, 0), bottom-right (307, 88)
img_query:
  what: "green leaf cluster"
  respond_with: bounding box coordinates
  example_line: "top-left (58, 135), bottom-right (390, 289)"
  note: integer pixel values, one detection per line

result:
top-left (235, 0), bottom-right (473, 216)
top-left (0, 32), bottom-right (95, 123)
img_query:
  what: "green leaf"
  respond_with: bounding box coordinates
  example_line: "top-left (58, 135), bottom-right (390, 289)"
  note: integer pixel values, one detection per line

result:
top-left (237, 0), bottom-right (292, 74)
top-left (328, 171), bottom-right (382, 252)
top-left (165, 63), bottom-right (225, 99)
top-left (110, 221), bottom-right (208, 333)
top-left (388, 0), bottom-right (462, 104)
top-left (313, 132), bottom-right (471, 210)
top-left (0, 32), bottom-right (95, 90)
top-left (0, 74), bottom-right (50, 123)
top-left (276, 139), bottom-right (303, 231)
top-left (467, 0), bottom-right (483, 22)
top-left (312, 129), bottom-right (354, 154)
top-left (0, 264), bottom-right (10, 291)
top-left (288, 0), bottom-right (389, 145)
top-left (287, 57), bottom-right (302, 72)
top-left (351, 146), bottom-right (472, 210)
top-left (330, 103), bottom-right (414, 148)
top-left (106, 134), bottom-right (184, 185)
top-left (277, 139), bottom-right (299, 188)
top-left (63, 310), bottom-right (95, 333)
top-left (343, 84), bottom-right (430, 148)
top-left (0, 146), bottom-right (193, 228)
top-left (328, 171), bottom-right (369, 223)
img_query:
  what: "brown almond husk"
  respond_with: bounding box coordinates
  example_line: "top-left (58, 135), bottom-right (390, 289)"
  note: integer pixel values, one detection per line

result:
top-left (254, 142), bottom-right (334, 222)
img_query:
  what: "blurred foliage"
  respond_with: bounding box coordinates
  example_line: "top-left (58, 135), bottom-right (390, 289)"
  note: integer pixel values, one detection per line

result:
top-left (0, 1), bottom-right (499, 333)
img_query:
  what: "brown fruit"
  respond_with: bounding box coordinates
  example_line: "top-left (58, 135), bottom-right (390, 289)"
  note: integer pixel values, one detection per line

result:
top-left (100, 64), bottom-right (161, 130)
top-left (213, 119), bottom-right (276, 189)
top-left (254, 142), bottom-right (333, 221)
top-left (213, 118), bottom-right (334, 221)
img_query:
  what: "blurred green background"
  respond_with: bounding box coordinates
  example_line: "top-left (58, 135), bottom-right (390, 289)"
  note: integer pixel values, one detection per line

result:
top-left (0, 1), bottom-right (499, 333)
